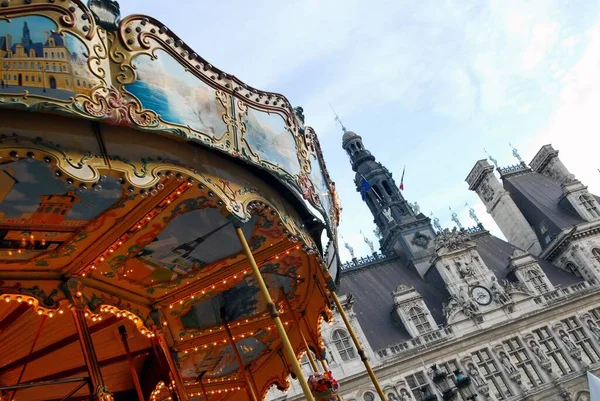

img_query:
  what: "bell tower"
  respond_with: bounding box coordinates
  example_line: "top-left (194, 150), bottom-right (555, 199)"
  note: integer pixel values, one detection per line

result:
top-left (341, 124), bottom-right (436, 277)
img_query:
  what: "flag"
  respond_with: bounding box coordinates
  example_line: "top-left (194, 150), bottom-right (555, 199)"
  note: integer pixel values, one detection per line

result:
top-left (399, 166), bottom-right (406, 191)
top-left (588, 372), bottom-right (600, 401)
top-left (360, 177), bottom-right (371, 201)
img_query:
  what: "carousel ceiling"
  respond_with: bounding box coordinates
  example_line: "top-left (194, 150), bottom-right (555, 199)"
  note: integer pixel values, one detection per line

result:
top-left (0, 1), bottom-right (341, 400)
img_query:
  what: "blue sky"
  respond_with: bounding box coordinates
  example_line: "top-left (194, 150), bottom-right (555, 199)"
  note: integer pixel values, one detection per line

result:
top-left (121, 0), bottom-right (600, 261)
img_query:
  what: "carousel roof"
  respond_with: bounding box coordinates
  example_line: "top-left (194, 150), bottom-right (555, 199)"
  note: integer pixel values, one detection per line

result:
top-left (0, 1), bottom-right (341, 400)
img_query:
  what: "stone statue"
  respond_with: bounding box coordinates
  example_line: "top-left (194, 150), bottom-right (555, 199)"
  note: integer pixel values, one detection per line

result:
top-left (430, 212), bottom-right (443, 233)
top-left (373, 227), bottom-right (382, 239)
top-left (484, 149), bottom-right (499, 168)
top-left (587, 320), bottom-right (600, 341)
top-left (341, 235), bottom-right (355, 259)
top-left (468, 363), bottom-right (485, 386)
top-left (383, 207), bottom-right (394, 223)
top-left (399, 389), bottom-right (411, 401)
top-left (449, 207), bottom-right (463, 229)
top-left (467, 203), bottom-right (480, 224)
top-left (499, 352), bottom-right (517, 373)
top-left (411, 202), bottom-right (421, 215)
top-left (529, 340), bottom-right (548, 362)
top-left (490, 276), bottom-right (510, 304)
top-left (510, 142), bottom-right (524, 164)
top-left (360, 230), bottom-right (375, 254)
top-left (455, 258), bottom-right (473, 278)
top-left (460, 286), bottom-right (480, 316)
top-left (559, 330), bottom-right (577, 351)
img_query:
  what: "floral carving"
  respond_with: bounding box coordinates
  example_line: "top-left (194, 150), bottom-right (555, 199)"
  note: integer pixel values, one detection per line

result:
top-left (434, 228), bottom-right (471, 252)
top-left (76, 87), bottom-right (159, 127)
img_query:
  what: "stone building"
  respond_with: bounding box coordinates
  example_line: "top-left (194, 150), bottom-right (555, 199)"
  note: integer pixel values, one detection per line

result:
top-left (267, 130), bottom-right (600, 401)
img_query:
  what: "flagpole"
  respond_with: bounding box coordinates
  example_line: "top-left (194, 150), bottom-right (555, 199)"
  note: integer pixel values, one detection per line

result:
top-left (360, 174), bottom-right (383, 203)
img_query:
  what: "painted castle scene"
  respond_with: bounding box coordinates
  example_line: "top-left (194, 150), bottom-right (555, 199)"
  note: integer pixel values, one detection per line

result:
top-left (125, 50), bottom-right (228, 138)
top-left (0, 16), bottom-right (101, 100)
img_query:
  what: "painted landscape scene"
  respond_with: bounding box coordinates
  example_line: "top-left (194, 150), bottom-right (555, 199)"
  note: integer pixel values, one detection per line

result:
top-left (126, 50), bottom-right (227, 138)
top-left (242, 107), bottom-right (301, 175)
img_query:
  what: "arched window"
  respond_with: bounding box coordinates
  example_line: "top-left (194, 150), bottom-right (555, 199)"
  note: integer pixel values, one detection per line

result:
top-left (372, 185), bottom-right (383, 202)
top-left (363, 392), bottom-right (375, 401)
top-left (382, 180), bottom-right (393, 196)
top-left (526, 270), bottom-right (548, 293)
top-left (580, 194), bottom-right (600, 218)
top-left (332, 330), bottom-right (356, 362)
top-left (566, 262), bottom-right (583, 278)
top-left (593, 248), bottom-right (600, 264)
top-left (408, 307), bottom-right (432, 334)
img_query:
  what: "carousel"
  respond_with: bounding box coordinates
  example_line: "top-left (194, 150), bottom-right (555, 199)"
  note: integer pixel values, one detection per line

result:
top-left (0, 1), bottom-right (352, 400)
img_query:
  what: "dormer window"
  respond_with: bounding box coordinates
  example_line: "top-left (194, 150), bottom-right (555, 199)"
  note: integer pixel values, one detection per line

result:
top-left (332, 329), bottom-right (356, 362)
top-left (539, 221), bottom-right (551, 244)
top-left (580, 194), bottom-right (600, 218)
top-left (565, 262), bottom-right (582, 278)
top-left (526, 270), bottom-right (548, 293)
top-left (408, 307), bottom-right (432, 334)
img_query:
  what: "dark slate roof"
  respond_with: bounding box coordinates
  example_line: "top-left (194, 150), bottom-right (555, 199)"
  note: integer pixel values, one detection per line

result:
top-left (45, 33), bottom-right (65, 47)
top-left (337, 231), bottom-right (584, 352)
top-left (503, 172), bottom-right (584, 247)
top-left (9, 42), bottom-right (44, 57)
top-left (474, 232), bottom-right (583, 287)
top-left (338, 257), bottom-right (449, 351)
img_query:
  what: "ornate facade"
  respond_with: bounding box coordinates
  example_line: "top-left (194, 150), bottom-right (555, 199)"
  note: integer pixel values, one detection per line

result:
top-left (268, 140), bottom-right (599, 401)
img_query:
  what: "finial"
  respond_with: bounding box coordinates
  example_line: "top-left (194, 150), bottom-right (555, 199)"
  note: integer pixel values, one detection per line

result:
top-left (330, 104), bottom-right (347, 133)
top-left (340, 234), bottom-right (355, 259)
top-left (430, 212), bottom-right (443, 233)
top-left (449, 207), bottom-right (463, 229)
top-left (465, 202), bottom-right (480, 225)
top-left (360, 230), bottom-right (375, 254)
top-left (509, 142), bottom-right (524, 164)
top-left (484, 149), bottom-right (499, 168)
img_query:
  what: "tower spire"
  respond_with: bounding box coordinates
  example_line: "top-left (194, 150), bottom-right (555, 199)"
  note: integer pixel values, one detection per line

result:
top-left (330, 104), bottom-right (347, 133)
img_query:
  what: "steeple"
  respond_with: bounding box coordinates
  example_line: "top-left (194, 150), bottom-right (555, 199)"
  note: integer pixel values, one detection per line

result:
top-left (339, 121), bottom-right (437, 276)
top-left (21, 21), bottom-right (31, 47)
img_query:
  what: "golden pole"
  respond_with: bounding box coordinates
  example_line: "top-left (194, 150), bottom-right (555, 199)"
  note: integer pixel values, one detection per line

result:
top-left (71, 307), bottom-right (113, 400)
top-left (235, 227), bottom-right (315, 401)
top-left (118, 326), bottom-right (145, 401)
top-left (331, 291), bottom-right (385, 401)
top-left (281, 290), bottom-right (319, 373)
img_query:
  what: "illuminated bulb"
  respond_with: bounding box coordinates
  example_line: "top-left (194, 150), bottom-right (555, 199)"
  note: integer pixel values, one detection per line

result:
top-left (28, 299), bottom-right (34, 305)
top-left (48, 312), bottom-right (54, 318)
top-left (76, 291), bottom-right (82, 297)
top-left (37, 310), bottom-right (43, 315)
top-left (16, 296), bottom-right (22, 303)
top-left (59, 310), bottom-right (64, 314)
top-left (163, 321), bottom-right (167, 326)
top-left (4, 296), bottom-right (10, 302)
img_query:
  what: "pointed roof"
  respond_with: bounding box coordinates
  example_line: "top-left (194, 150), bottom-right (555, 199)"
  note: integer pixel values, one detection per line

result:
top-left (502, 171), bottom-right (584, 247)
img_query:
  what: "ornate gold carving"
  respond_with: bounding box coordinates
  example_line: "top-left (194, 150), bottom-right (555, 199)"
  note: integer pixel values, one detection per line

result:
top-left (76, 87), bottom-right (158, 127)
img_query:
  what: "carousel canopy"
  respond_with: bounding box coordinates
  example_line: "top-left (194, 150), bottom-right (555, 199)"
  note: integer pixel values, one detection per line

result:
top-left (0, 1), bottom-right (341, 400)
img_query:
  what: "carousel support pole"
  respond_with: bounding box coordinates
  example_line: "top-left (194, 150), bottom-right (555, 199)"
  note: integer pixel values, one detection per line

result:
top-left (235, 227), bottom-right (315, 401)
top-left (156, 333), bottom-right (190, 401)
top-left (118, 326), bottom-right (145, 401)
top-left (331, 292), bottom-right (385, 401)
top-left (221, 310), bottom-right (259, 401)
top-left (71, 307), bottom-right (112, 400)
top-left (281, 289), bottom-right (319, 373)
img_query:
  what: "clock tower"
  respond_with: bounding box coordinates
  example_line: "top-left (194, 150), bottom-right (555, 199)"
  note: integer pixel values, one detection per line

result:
top-left (341, 124), bottom-right (437, 277)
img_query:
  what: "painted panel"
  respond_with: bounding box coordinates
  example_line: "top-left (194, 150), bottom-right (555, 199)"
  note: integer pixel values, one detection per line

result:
top-left (241, 107), bottom-right (301, 175)
top-left (0, 160), bottom-right (121, 261)
top-left (125, 50), bottom-right (227, 139)
top-left (177, 329), bottom-right (275, 380)
top-left (0, 16), bottom-right (101, 100)
top-left (135, 208), bottom-right (257, 284)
